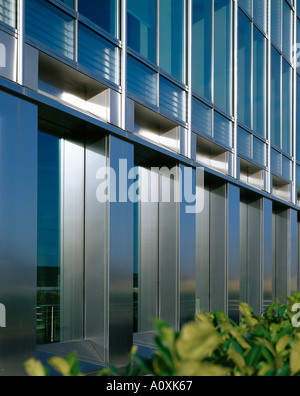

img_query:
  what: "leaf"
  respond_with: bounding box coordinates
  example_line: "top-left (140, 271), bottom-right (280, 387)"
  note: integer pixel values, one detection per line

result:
top-left (290, 340), bottom-right (300, 376)
top-left (179, 361), bottom-right (230, 377)
top-left (227, 347), bottom-right (247, 375)
top-left (240, 303), bottom-right (258, 327)
top-left (257, 364), bottom-right (274, 377)
top-left (48, 357), bottom-right (71, 377)
top-left (176, 322), bottom-right (221, 361)
top-left (246, 346), bottom-right (263, 368)
top-left (256, 338), bottom-right (276, 356)
top-left (276, 335), bottom-right (292, 354)
top-left (24, 358), bottom-right (47, 377)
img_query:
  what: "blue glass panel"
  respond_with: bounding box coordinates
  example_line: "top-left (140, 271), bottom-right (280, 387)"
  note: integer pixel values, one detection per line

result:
top-left (271, 149), bottom-right (281, 175)
top-left (78, 0), bottom-right (117, 37)
top-left (159, 0), bottom-right (185, 82)
top-left (214, 112), bottom-right (232, 147)
top-left (192, 0), bottom-right (212, 100)
top-left (214, 0), bottom-right (232, 114)
top-left (282, 60), bottom-right (292, 155)
top-left (192, 97), bottom-right (212, 137)
top-left (253, 27), bottom-right (266, 137)
top-left (128, 0), bottom-right (156, 63)
top-left (0, 0), bottom-right (16, 27)
top-left (282, 156), bottom-right (292, 181)
top-left (237, 127), bottom-right (251, 159)
top-left (253, 0), bottom-right (267, 33)
top-left (26, 0), bottom-right (75, 60)
top-left (271, 47), bottom-right (281, 149)
top-left (282, 1), bottom-right (292, 62)
top-left (253, 137), bottom-right (266, 167)
top-left (239, 0), bottom-right (252, 15)
top-left (78, 23), bottom-right (119, 85)
top-left (127, 55), bottom-right (157, 107)
top-left (271, 0), bottom-right (281, 50)
top-left (238, 10), bottom-right (251, 128)
top-left (159, 76), bottom-right (186, 121)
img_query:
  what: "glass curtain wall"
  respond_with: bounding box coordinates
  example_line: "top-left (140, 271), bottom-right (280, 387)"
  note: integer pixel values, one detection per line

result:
top-left (270, 0), bottom-right (293, 181)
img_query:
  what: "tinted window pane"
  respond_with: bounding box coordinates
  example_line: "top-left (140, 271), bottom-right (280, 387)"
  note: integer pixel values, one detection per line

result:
top-left (127, 55), bottom-right (157, 107)
top-left (192, 0), bottom-right (212, 100)
top-left (192, 97), bottom-right (212, 137)
top-left (26, 0), bottom-right (75, 60)
top-left (253, 0), bottom-right (267, 33)
top-left (78, 24), bottom-right (119, 85)
top-left (271, 0), bottom-right (281, 49)
top-left (78, 0), bottom-right (117, 37)
top-left (282, 59), bottom-right (292, 155)
top-left (214, 0), bottom-right (232, 114)
top-left (253, 137), bottom-right (266, 167)
top-left (160, 76), bottom-right (186, 121)
top-left (128, 0), bottom-right (156, 63)
top-left (237, 127), bottom-right (251, 158)
top-left (214, 112), bottom-right (232, 147)
top-left (271, 48), bottom-right (281, 149)
top-left (238, 10), bottom-right (251, 128)
top-left (159, 0), bottom-right (185, 82)
top-left (253, 27), bottom-right (266, 137)
top-left (0, 0), bottom-right (16, 27)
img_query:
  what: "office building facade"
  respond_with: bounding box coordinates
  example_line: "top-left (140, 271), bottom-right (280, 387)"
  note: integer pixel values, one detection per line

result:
top-left (0, 0), bottom-right (299, 375)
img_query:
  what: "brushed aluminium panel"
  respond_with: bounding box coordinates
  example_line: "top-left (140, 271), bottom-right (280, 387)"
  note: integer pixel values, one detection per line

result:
top-left (210, 183), bottom-right (227, 313)
top-left (85, 138), bottom-right (107, 361)
top-left (227, 184), bottom-right (240, 323)
top-left (159, 168), bottom-right (179, 330)
top-left (108, 136), bottom-right (134, 364)
top-left (60, 140), bottom-right (85, 342)
top-left (0, 92), bottom-right (38, 375)
top-left (179, 164), bottom-right (196, 325)
top-left (138, 168), bottom-right (159, 333)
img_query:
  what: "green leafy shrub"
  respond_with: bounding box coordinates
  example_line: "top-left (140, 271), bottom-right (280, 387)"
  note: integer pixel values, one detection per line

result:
top-left (25, 292), bottom-right (300, 377)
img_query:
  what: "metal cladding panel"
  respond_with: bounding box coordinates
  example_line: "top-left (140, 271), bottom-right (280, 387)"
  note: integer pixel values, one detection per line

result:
top-left (0, 30), bottom-right (17, 82)
top-left (159, 169), bottom-right (179, 329)
top-left (227, 184), bottom-right (240, 323)
top-left (290, 209), bottom-right (298, 293)
top-left (60, 141), bottom-right (85, 342)
top-left (263, 198), bottom-right (273, 310)
top-left (138, 169), bottom-right (159, 333)
top-left (179, 165), bottom-right (196, 326)
top-left (210, 183), bottom-right (227, 313)
top-left (108, 136), bottom-right (134, 365)
top-left (85, 139), bottom-right (107, 360)
top-left (0, 91), bottom-right (38, 375)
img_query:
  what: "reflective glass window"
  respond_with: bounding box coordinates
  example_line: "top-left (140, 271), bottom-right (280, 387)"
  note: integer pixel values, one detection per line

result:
top-left (297, 75), bottom-right (300, 161)
top-left (214, 0), bottom-right (232, 114)
top-left (159, 0), bottom-right (185, 82)
top-left (78, 23), bottom-right (120, 85)
top-left (192, 0), bottom-right (212, 100)
top-left (192, 97), bottom-right (212, 137)
top-left (127, 55), bottom-right (157, 107)
top-left (214, 112), bottom-right (232, 147)
top-left (78, 0), bottom-right (118, 37)
top-left (282, 59), bottom-right (292, 155)
top-left (127, 0), bottom-right (156, 63)
top-left (253, 27), bottom-right (266, 137)
top-left (271, 0), bottom-right (281, 50)
top-left (26, 0), bottom-right (75, 60)
top-left (159, 76), bottom-right (186, 121)
top-left (271, 47), bottom-right (281, 149)
top-left (238, 10), bottom-right (251, 128)
top-left (0, 0), bottom-right (16, 27)
top-left (253, 0), bottom-right (267, 33)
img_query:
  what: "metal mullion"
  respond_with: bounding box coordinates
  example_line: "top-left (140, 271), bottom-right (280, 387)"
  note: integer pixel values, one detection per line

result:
top-left (267, 0), bottom-right (272, 193)
top-left (17, 0), bottom-right (25, 85)
top-left (292, 1), bottom-right (297, 203)
top-left (120, 0), bottom-right (127, 131)
top-left (187, 0), bottom-right (192, 158)
top-left (233, 0), bottom-right (238, 178)
top-left (211, 0), bottom-right (215, 105)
